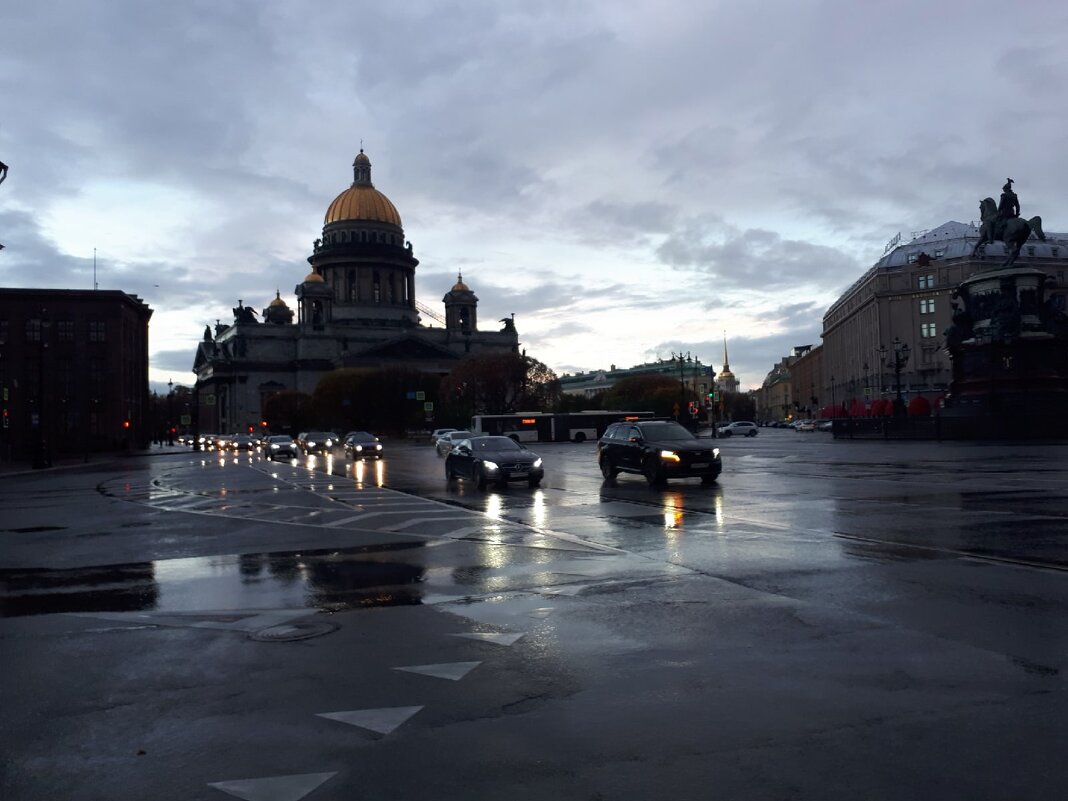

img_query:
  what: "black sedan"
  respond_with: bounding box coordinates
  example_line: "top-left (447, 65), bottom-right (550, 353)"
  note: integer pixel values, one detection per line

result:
top-left (264, 435), bottom-right (299, 460)
top-left (344, 431), bottom-right (384, 460)
top-left (445, 436), bottom-right (544, 489)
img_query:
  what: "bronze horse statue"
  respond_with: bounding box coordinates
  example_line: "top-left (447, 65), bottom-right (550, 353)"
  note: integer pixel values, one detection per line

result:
top-left (971, 197), bottom-right (1045, 268)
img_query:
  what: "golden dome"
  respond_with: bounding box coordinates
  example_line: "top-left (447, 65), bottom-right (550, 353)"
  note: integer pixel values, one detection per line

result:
top-left (269, 290), bottom-right (288, 307)
top-left (325, 185), bottom-right (402, 226)
top-left (451, 272), bottom-right (470, 292)
top-left (324, 149), bottom-right (402, 226)
top-left (303, 270), bottom-right (324, 283)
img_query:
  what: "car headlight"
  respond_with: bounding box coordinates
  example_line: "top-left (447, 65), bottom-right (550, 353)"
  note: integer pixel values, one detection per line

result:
top-left (271, 443), bottom-right (279, 449)
top-left (355, 445), bottom-right (363, 452)
top-left (659, 450), bottom-right (681, 462)
top-left (325, 439), bottom-right (333, 447)
top-left (483, 460), bottom-right (499, 471)
top-left (375, 444), bottom-right (382, 451)
top-left (533, 458), bottom-right (542, 468)
top-left (307, 441), bottom-right (317, 448)
top-left (713, 448), bottom-right (720, 458)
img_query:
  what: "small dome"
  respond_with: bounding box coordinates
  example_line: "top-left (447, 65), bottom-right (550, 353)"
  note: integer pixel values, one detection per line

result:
top-left (451, 272), bottom-right (470, 292)
top-left (269, 291), bottom-right (288, 307)
top-left (303, 270), bottom-right (324, 283)
top-left (354, 150), bottom-right (370, 164)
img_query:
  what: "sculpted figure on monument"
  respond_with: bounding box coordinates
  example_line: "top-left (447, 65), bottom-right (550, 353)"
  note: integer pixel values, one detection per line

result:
top-left (971, 178), bottom-right (1045, 268)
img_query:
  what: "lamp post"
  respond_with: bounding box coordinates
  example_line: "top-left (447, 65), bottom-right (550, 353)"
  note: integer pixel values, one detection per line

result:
top-left (167, 379), bottom-right (174, 446)
top-left (879, 338), bottom-right (911, 418)
top-left (830, 375), bottom-right (836, 418)
top-left (671, 351), bottom-right (692, 423)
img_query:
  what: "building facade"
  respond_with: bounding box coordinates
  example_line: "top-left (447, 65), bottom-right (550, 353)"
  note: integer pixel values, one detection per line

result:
top-left (0, 288), bottom-right (153, 462)
top-left (192, 150), bottom-right (520, 434)
top-left (821, 221), bottom-right (1066, 412)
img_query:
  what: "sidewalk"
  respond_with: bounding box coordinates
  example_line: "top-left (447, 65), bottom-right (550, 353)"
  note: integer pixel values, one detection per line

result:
top-left (0, 443), bottom-right (193, 478)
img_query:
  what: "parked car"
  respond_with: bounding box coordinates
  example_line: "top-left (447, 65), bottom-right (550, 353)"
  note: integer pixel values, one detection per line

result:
top-left (430, 428), bottom-right (458, 446)
top-left (717, 421), bottom-right (758, 438)
top-left (300, 431), bottom-right (340, 454)
top-left (436, 430), bottom-right (474, 457)
top-left (816, 419), bottom-right (834, 432)
top-left (265, 435), bottom-right (299, 460)
top-left (344, 431), bottom-right (384, 460)
top-left (445, 436), bottom-right (544, 488)
top-left (597, 420), bottom-right (722, 486)
top-left (794, 420), bottom-right (816, 432)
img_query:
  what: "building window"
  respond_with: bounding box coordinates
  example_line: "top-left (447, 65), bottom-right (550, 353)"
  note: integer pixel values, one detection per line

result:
top-left (1052, 247), bottom-right (1059, 257)
top-left (921, 322), bottom-right (937, 338)
top-left (25, 318), bottom-right (41, 342)
top-left (919, 299), bottom-right (935, 314)
top-left (0, 319), bottom-right (7, 345)
top-left (373, 272), bottom-right (381, 303)
top-left (1027, 246), bottom-right (1035, 256)
top-left (89, 320), bottom-right (106, 342)
top-left (907, 253), bottom-right (918, 264)
top-left (917, 274), bottom-right (934, 289)
top-left (934, 249), bottom-right (945, 258)
top-left (56, 320), bottom-right (75, 342)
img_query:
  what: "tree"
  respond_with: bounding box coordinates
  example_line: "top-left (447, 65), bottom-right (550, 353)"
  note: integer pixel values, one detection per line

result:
top-left (313, 368), bottom-right (438, 435)
top-left (262, 390), bottom-right (315, 435)
top-left (601, 374), bottom-right (697, 418)
top-left (439, 352), bottom-right (561, 422)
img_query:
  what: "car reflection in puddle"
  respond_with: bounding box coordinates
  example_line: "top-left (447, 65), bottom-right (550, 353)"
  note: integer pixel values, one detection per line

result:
top-left (0, 541), bottom-right (429, 618)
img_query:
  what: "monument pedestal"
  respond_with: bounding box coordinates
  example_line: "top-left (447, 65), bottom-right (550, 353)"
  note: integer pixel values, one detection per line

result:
top-left (942, 266), bottom-right (1068, 438)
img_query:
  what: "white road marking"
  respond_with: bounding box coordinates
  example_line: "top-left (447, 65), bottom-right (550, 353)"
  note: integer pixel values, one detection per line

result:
top-left (207, 771), bottom-right (337, 800)
top-left (393, 661), bottom-right (482, 681)
top-left (316, 705), bottom-right (423, 735)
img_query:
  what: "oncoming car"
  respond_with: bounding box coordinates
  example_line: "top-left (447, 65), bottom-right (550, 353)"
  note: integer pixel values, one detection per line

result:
top-left (344, 431), bottom-right (384, 460)
top-left (265, 435), bottom-right (299, 460)
top-left (436, 430), bottom-right (474, 457)
top-left (445, 436), bottom-right (544, 489)
top-left (597, 420), bottom-right (722, 486)
top-left (300, 431), bottom-right (340, 455)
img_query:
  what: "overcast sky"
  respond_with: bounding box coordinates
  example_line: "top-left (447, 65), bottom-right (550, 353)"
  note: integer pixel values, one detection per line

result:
top-left (2, 0), bottom-right (1066, 392)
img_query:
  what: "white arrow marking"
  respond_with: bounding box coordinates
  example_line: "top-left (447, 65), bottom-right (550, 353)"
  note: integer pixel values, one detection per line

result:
top-left (449, 631), bottom-right (525, 646)
top-left (316, 705), bottom-right (423, 735)
top-left (393, 661), bottom-right (482, 681)
top-left (207, 771), bottom-right (336, 800)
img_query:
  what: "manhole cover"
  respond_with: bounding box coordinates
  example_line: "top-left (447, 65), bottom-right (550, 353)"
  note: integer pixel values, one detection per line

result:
top-left (250, 619), bottom-right (338, 642)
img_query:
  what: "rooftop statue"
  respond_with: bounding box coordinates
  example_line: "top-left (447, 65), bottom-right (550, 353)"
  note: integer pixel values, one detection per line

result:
top-left (971, 178), bottom-right (1046, 268)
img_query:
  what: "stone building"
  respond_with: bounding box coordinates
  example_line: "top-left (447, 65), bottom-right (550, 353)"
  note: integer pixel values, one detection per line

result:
top-left (820, 221), bottom-right (1066, 411)
top-left (192, 150), bottom-right (519, 433)
top-left (0, 288), bottom-right (153, 462)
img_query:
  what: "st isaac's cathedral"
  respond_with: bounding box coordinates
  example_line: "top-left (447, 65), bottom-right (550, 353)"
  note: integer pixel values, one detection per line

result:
top-left (193, 150), bottom-right (520, 433)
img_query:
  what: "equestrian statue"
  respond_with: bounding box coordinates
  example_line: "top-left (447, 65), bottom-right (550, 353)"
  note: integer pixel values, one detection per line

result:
top-left (971, 178), bottom-right (1045, 268)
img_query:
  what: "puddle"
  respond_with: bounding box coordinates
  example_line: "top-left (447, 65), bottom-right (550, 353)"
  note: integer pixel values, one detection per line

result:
top-left (0, 541), bottom-right (430, 618)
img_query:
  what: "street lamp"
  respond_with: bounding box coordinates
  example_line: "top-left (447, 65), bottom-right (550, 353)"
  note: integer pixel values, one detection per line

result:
top-left (830, 374), bottom-right (836, 418)
top-left (167, 379), bottom-right (174, 446)
top-left (670, 351), bottom-right (692, 423)
top-left (879, 338), bottom-right (911, 418)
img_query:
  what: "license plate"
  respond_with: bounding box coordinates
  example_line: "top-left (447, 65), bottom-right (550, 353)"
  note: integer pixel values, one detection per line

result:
top-left (510, 471), bottom-right (529, 478)
top-left (691, 462), bottom-right (708, 469)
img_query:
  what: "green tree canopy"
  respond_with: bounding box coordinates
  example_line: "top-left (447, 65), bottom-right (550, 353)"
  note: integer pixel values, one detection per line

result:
top-left (313, 367), bottom-right (438, 435)
top-left (439, 352), bottom-right (561, 423)
top-left (262, 390), bottom-right (315, 435)
top-left (601, 374), bottom-right (697, 418)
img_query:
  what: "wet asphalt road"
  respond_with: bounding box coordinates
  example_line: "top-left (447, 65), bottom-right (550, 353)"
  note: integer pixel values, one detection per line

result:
top-left (1, 431), bottom-right (1066, 800)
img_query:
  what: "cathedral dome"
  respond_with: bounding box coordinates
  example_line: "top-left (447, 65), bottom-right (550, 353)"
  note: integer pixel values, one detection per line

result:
top-left (324, 149), bottom-right (403, 227)
top-left (303, 270), bottom-right (324, 283)
top-left (269, 291), bottom-right (289, 307)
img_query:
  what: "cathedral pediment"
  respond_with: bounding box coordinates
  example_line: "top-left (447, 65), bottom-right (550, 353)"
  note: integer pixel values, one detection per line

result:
top-left (341, 334), bottom-right (461, 364)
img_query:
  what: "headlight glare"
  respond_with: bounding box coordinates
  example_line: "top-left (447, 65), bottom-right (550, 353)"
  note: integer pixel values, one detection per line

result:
top-left (659, 450), bottom-right (681, 462)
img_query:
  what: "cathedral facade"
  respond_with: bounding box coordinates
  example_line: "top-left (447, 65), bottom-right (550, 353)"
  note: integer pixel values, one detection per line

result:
top-left (193, 150), bottom-right (519, 434)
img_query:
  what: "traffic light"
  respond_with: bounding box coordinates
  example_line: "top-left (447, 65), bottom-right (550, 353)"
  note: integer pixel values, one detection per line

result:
top-left (122, 420), bottom-right (130, 429)
top-left (248, 425), bottom-right (254, 433)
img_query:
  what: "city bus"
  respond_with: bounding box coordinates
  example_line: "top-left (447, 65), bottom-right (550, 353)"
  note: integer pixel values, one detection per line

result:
top-left (470, 411), bottom-right (655, 443)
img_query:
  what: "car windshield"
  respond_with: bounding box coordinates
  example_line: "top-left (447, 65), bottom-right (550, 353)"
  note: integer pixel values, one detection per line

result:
top-left (449, 431), bottom-right (473, 440)
top-left (268, 436), bottom-right (292, 443)
top-left (473, 437), bottom-right (522, 451)
top-left (639, 423), bottom-right (695, 441)
top-left (307, 432), bottom-right (334, 439)
top-left (348, 432), bottom-right (375, 442)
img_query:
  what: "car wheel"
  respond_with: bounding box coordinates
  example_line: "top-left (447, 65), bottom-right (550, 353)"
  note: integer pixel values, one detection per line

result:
top-left (573, 432), bottom-right (586, 443)
top-left (445, 462), bottom-right (455, 481)
top-left (599, 459), bottom-right (618, 480)
top-left (642, 457), bottom-right (664, 487)
top-left (701, 474), bottom-right (719, 485)
top-left (476, 465), bottom-right (488, 489)
top-left (748, 431), bottom-right (757, 437)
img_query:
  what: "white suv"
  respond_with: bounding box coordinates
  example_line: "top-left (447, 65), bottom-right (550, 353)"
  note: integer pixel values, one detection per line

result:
top-left (717, 421), bottom-right (758, 438)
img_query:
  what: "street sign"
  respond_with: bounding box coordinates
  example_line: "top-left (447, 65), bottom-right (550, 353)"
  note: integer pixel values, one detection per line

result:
top-left (424, 401), bottom-right (434, 412)
top-left (180, 414), bottom-right (191, 425)
top-left (206, 394), bottom-right (216, 406)
top-left (416, 391), bottom-right (426, 401)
